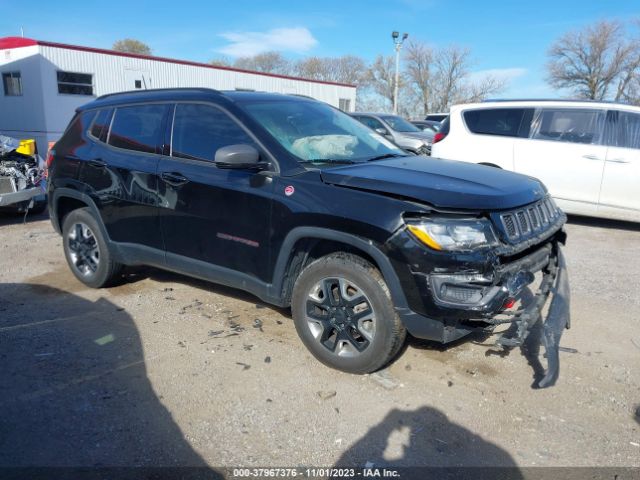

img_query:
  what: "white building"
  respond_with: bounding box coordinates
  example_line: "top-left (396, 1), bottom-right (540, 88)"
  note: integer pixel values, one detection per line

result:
top-left (0, 37), bottom-right (356, 154)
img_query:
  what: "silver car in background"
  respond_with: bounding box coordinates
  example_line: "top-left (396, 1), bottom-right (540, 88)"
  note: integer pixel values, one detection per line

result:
top-left (351, 112), bottom-right (433, 155)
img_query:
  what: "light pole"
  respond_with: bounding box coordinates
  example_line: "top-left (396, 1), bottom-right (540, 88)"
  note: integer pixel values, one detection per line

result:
top-left (392, 31), bottom-right (408, 114)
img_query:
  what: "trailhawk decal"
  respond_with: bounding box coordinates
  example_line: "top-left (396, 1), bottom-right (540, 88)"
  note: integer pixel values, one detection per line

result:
top-left (216, 232), bottom-right (260, 248)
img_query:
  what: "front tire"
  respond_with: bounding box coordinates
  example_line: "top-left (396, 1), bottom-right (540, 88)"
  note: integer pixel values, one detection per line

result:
top-left (62, 208), bottom-right (122, 288)
top-left (291, 253), bottom-right (406, 374)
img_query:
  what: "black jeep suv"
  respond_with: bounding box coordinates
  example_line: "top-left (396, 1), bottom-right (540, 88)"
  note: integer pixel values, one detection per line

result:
top-left (48, 89), bottom-right (570, 387)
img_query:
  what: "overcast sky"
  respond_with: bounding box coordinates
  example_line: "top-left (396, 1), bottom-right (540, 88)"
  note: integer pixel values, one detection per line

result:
top-left (1, 0), bottom-right (638, 98)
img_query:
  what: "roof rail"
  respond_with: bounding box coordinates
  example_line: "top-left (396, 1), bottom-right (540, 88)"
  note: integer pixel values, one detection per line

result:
top-left (96, 87), bottom-right (221, 101)
top-left (482, 98), bottom-right (632, 106)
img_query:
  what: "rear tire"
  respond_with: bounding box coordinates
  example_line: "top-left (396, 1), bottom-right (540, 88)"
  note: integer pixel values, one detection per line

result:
top-left (62, 208), bottom-right (122, 288)
top-left (291, 252), bottom-right (406, 374)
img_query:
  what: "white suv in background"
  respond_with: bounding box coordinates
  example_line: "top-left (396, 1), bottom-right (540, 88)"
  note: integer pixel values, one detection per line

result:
top-left (431, 100), bottom-right (640, 222)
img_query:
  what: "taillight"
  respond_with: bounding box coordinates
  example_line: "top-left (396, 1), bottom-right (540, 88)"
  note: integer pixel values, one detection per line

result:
top-left (433, 132), bottom-right (446, 144)
top-left (44, 142), bottom-right (56, 178)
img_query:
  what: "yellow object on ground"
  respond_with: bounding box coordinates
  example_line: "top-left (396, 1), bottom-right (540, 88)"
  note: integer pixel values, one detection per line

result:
top-left (16, 139), bottom-right (36, 156)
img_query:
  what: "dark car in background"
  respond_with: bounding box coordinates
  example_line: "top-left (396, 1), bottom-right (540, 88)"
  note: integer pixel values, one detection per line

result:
top-left (47, 89), bottom-right (569, 387)
top-left (410, 119), bottom-right (441, 134)
top-left (425, 112), bottom-right (449, 123)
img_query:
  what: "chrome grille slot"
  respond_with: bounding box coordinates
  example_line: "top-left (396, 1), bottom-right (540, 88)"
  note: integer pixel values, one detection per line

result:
top-left (517, 211), bottom-right (530, 233)
top-left (498, 197), bottom-right (560, 243)
top-left (537, 203), bottom-right (548, 224)
top-left (503, 214), bottom-right (516, 238)
top-left (528, 208), bottom-right (539, 229)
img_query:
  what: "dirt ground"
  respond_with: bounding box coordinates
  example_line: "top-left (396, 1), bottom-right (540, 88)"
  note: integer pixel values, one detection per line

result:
top-left (0, 210), bottom-right (638, 474)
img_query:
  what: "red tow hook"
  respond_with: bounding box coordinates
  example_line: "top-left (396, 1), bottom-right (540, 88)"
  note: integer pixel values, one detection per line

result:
top-left (502, 297), bottom-right (516, 310)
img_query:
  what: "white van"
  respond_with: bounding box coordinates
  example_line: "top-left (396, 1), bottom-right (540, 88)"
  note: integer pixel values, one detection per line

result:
top-left (431, 100), bottom-right (640, 222)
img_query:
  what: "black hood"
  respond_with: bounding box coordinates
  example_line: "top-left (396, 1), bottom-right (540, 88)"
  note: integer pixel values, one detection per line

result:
top-left (320, 156), bottom-right (546, 210)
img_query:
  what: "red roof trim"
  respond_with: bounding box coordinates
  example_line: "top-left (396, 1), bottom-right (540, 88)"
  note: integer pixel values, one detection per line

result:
top-left (0, 36), bottom-right (356, 88)
top-left (0, 37), bottom-right (38, 49)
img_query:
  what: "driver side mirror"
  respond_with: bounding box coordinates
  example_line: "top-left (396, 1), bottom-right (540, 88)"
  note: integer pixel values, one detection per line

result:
top-left (375, 127), bottom-right (389, 136)
top-left (214, 144), bottom-right (266, 170)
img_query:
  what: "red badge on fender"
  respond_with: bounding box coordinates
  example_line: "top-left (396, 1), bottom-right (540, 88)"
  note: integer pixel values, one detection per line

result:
top-left (284, 185), bottom-right (295, 196)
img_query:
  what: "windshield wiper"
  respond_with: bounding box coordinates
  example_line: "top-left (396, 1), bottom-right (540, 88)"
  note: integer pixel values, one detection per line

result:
top-left (298, 159), bottom-right (355, 165)
top-left (367, 153), bottom-right (408, 162)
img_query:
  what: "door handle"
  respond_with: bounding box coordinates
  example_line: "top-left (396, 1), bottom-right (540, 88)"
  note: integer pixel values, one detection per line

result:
top-left (582, 154), bottom-right (602, 161)
top-left (87, 158), bottom-right (107, 168)
top-left (606, 158), bottom-right (630, 164)
top-left (161, 172), bottom-right (189, 186)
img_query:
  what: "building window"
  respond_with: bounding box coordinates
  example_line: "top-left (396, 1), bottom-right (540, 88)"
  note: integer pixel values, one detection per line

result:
top-left (2, 71), bottom-right (22, 96)
top-left (338, 98), bottom-right (351, 111)
top-left (57, 71), bottom-right (94, 95)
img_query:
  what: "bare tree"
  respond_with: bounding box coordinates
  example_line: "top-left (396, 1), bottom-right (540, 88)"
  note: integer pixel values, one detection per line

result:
top-left (430, 46), bottom-right (471, 112)
top-left (404, 42), bottom-right (433, 114)
top-left (295, 55), bottom-right (368, 85)
top-left (461, 74), bottom-right (506, 104)
top-left (546, 20), bottom-right (634, 100)
top-left (367, 55), bottom-right (402, 108)
top-left (112, 39), bottom-right (152, 56)
top-left (233, 52), bottom-right (292, 75)
top-left (614, 21), bottom-right (640, 103)
top-left (403, 42), bottom-right (506, 115)
top-left (209, 57), bottom-right (231, 67)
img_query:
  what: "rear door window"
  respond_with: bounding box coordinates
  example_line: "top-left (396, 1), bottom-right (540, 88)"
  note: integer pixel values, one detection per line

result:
top-left (531, 108), bottom-right (605, 145)
top-left (108, 104), bottom-right (168, 154)
top-left (171, 103), bottom-right (255, 162)
top-left (463, 108), bottom-right (532, 137)
top-left (614, 111), bottom-right (640, 149)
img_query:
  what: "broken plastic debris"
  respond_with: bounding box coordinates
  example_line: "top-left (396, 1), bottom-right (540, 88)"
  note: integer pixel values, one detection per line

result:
top-left (317, 390), bottom-right (337, 400)
top-left (94, 334), bottom-right (115, 346)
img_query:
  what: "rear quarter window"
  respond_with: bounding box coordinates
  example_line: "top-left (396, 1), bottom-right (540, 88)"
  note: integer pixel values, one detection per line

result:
top-left (463, 108), bottom-right (532, 137)
top-left (89, 108), bottom-right (113, 142)
top-left (56, 110), bottom-right (97, 152)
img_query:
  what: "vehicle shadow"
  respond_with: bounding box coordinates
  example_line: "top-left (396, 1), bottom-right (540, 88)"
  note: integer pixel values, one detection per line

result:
top-left (0, 283), bottom-right (221, 479)
top-left (121, 265), bottom-right (291, 317)
top-left (0, 208), bottom-right (49, 226)
top-left (566, 214), bottom-right (640, 232)
top-left (334, 406), bottom-right (523, 479)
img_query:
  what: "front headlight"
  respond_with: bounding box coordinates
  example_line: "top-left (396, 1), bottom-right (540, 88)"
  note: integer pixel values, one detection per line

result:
top-left (406, 218), bottom-right (499, 251)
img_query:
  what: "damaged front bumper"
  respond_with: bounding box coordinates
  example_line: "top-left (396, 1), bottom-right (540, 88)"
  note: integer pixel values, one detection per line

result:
top-left (487, 245), bottom-right (570, 388)
top-left (392, 228), bottom-right (570, 388)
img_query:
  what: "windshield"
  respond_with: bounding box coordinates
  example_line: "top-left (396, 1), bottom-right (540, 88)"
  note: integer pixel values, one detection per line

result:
top-left (380, 115), bottom-right (421, 132)
top-left (239, 100), bottom-right (405, 167)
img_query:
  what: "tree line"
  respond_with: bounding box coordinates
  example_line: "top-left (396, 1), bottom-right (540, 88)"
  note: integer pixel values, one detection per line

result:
top-left (113, 17), bottom-right (640, 117)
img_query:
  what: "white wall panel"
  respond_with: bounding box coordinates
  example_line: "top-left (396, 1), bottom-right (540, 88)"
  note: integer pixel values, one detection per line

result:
top-left (2, 44), bottom-right (356, 152)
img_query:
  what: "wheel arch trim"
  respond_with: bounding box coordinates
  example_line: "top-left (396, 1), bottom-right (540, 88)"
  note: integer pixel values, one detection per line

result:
top-left (269, 227), bottom-right (410, 311)
top-left (51, 188), bottom-right (109, 240)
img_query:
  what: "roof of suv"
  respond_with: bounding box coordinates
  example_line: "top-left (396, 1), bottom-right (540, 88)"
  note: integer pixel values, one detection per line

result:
top-left (79, 88), bottom-right (320, 111)
top-left (351, 112), bottom-right (399, 117)
top-left (452, 99), bottom-right (640, 113)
